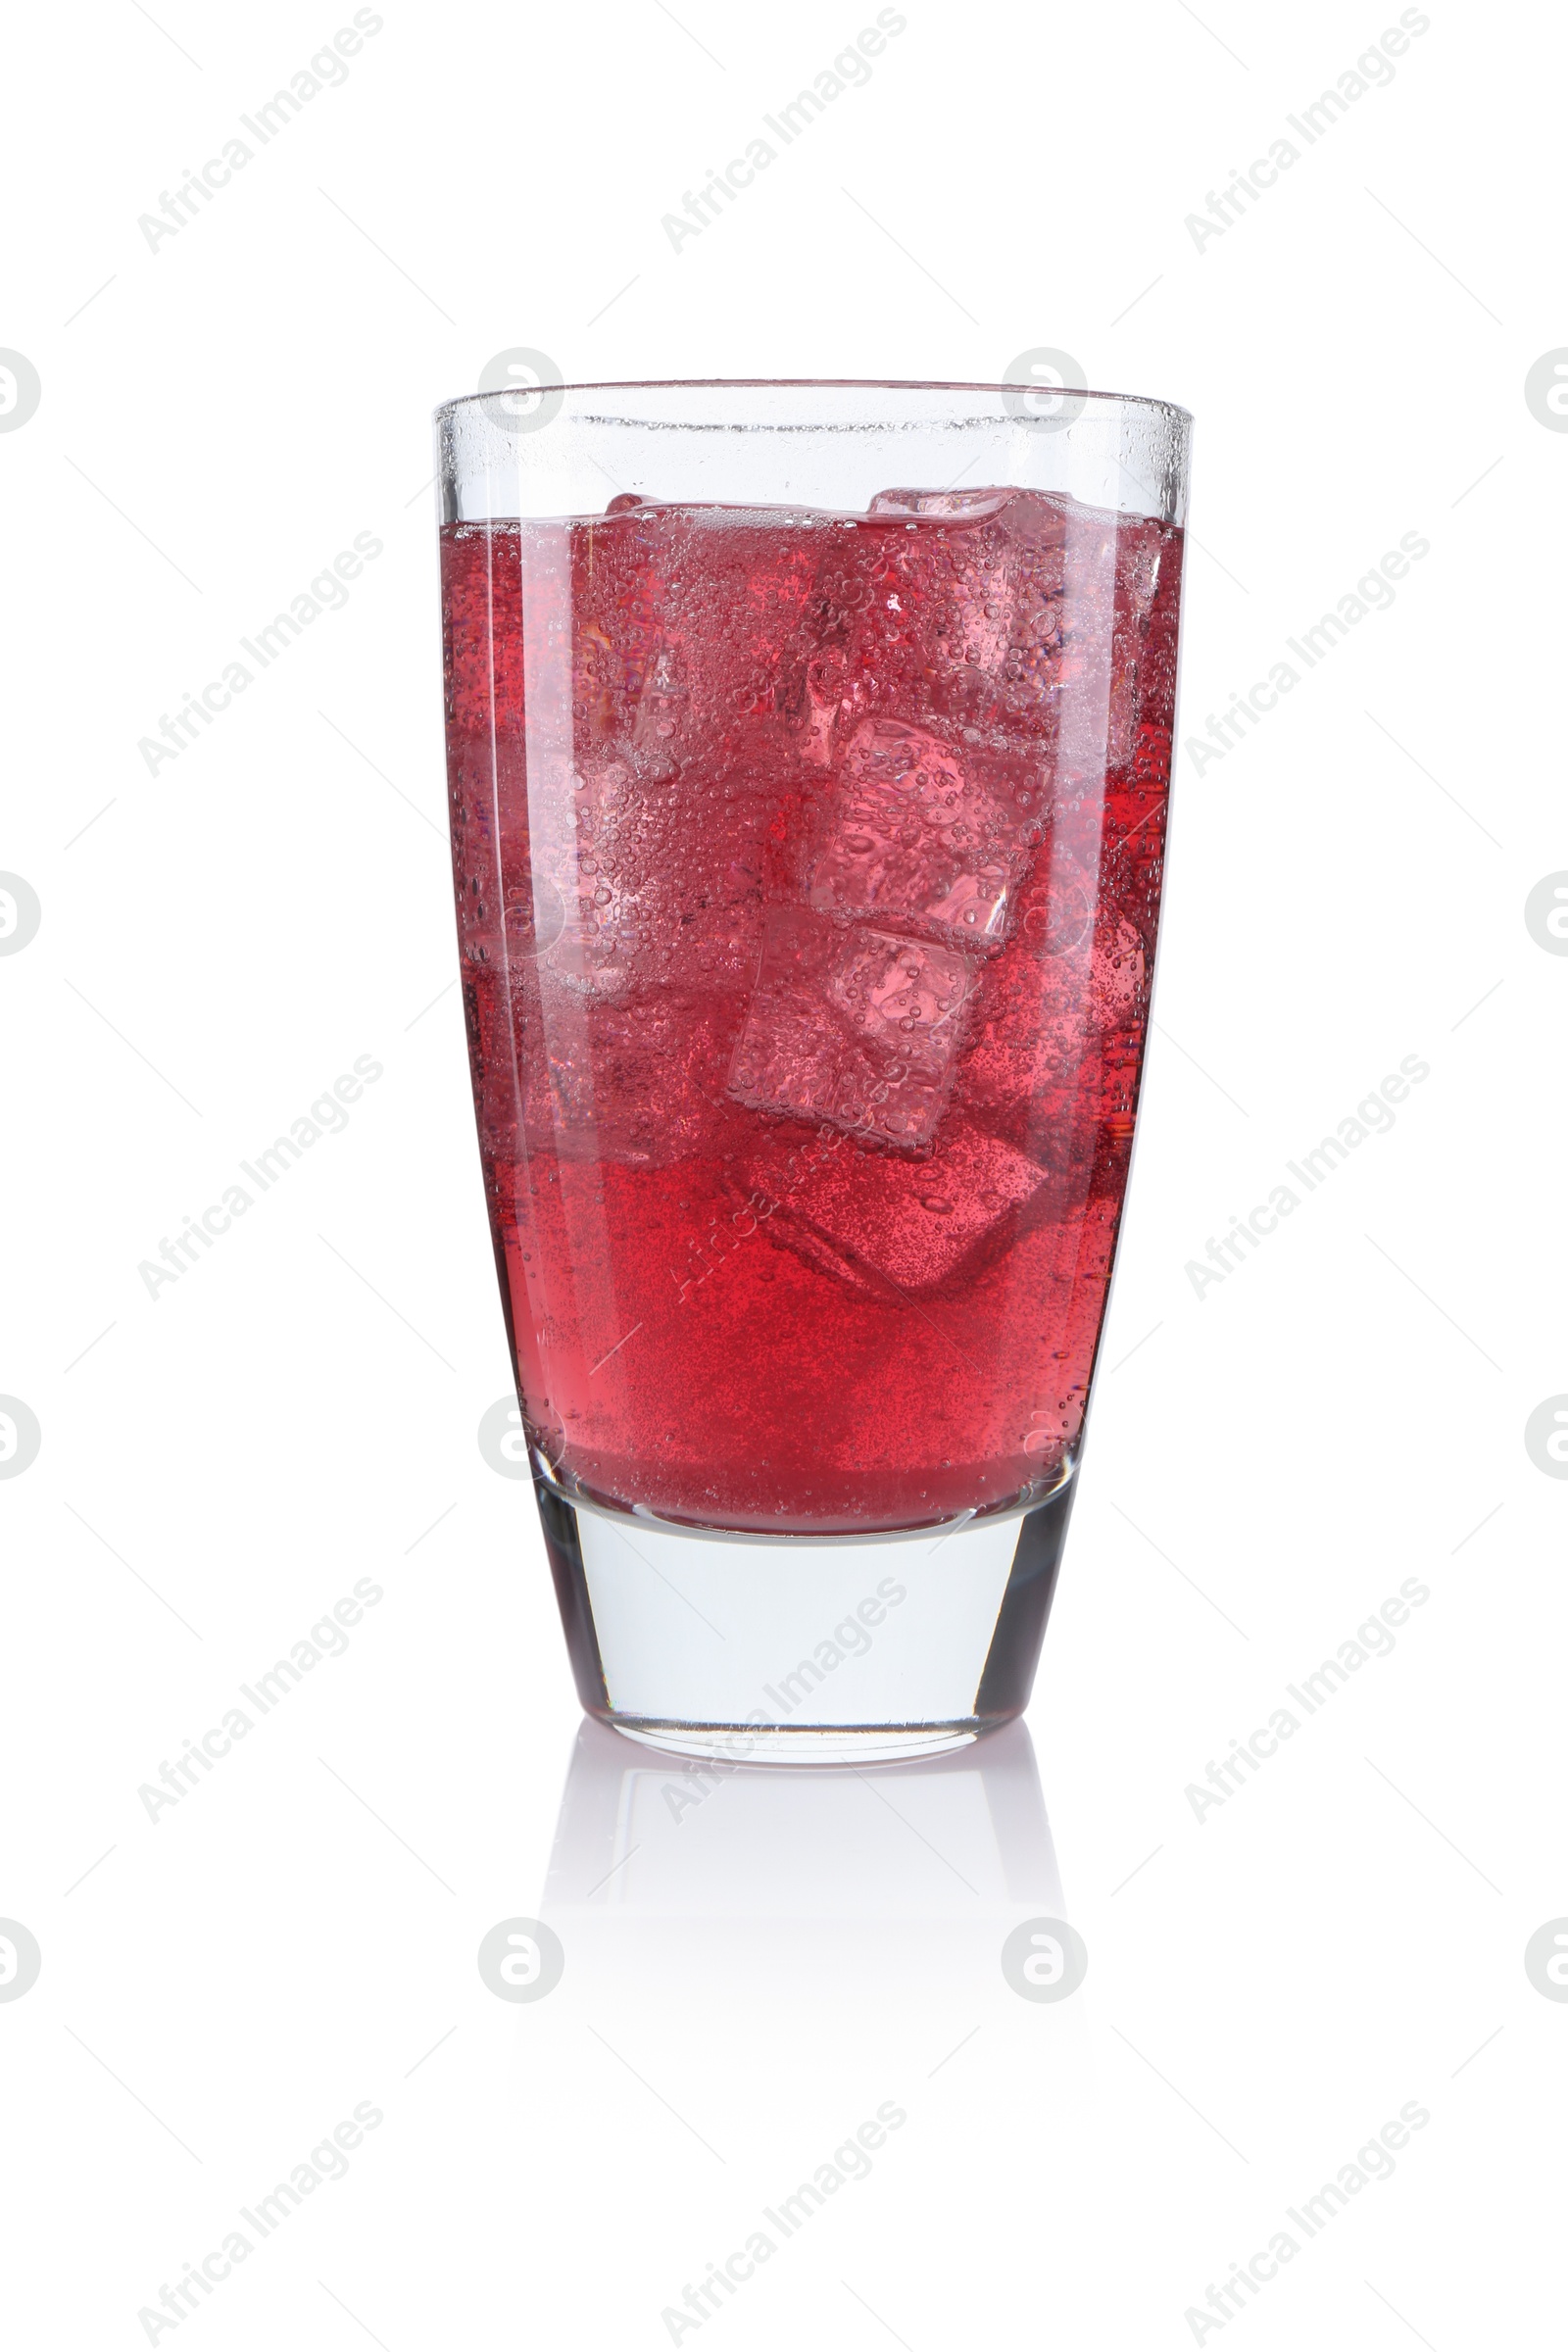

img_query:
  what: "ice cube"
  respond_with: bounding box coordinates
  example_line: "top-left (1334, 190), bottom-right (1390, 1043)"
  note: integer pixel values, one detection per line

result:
top-left (795, 489), bottom-right (1178, 780)
top-left (568, 503), bottom-right (820, 781)
top-left (954, 841), bottom-right (1148, 1164)
top-left (866, 487), bottom-right (1017, 521)
top-left (739, 1114), bottom-right (1049, 1298)
top-left (530, 987), bottom-right (747, 1167)
top-left (794, 489), bottom-right (1073, 756)
top-left (727, 905), bottom-right (974, 1149)
top-left (808, 717), bottom-right (1040, 951)
top-left (523, 737), bottom-right (785, 1001)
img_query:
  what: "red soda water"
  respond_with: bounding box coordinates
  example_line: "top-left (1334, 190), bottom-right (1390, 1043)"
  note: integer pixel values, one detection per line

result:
top-left (442, 486), bottom-right (1181, 1534)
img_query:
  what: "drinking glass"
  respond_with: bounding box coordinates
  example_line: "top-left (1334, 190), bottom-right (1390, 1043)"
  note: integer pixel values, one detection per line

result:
top-left (436, 378), bottom-right (1191, 1763)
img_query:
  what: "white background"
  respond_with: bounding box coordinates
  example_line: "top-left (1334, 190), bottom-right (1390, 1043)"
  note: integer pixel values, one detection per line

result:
top-left (2, 0), bottom-right (1564, 2344)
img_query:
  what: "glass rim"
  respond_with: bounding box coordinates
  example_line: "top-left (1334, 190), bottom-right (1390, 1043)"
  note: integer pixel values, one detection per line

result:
top-left (433, 376), bottom-right (1193, 426)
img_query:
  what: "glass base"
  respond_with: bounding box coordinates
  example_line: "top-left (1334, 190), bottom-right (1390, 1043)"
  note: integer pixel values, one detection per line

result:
top-left (533, 1473), bottom-right (1076, 1765)
top-left (614, 1723), bottom-right (981, 1765)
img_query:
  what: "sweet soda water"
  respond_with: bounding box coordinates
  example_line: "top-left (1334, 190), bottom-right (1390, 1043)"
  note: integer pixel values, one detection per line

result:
top-left (442, 485), bottom-right (1181, 1534)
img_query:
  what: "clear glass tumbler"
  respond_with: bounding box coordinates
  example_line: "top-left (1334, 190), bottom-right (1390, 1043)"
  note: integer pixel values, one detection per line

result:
top-left (436, 379), bottom-right (1190, 1764)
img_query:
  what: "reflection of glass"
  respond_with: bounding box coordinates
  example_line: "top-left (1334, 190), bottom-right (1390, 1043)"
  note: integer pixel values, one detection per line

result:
top-left (544, 1717), bottom-right (1062, 1919)
top-left (437, 381), bottom-right (1191, 1761)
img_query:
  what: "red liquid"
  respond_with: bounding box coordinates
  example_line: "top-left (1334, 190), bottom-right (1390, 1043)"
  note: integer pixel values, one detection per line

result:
top-left (442, 488), bottom-right (1181, 1533)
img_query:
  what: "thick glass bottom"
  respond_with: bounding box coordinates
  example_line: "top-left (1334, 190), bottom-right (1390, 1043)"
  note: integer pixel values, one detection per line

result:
top-left (615, 1722), bottom-right (981, 1764)
top-left (533, 1471), bottom-right (1076, 1765)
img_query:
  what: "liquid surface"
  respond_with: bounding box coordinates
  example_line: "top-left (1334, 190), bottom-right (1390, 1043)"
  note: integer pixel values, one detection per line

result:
top-left (442, 487), bottom-right (1182, 1532)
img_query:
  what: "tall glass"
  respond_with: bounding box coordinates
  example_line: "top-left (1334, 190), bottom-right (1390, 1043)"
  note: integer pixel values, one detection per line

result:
top-left (436, 380), bottom-right (1190, 1763)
